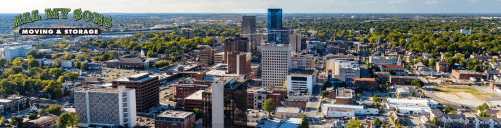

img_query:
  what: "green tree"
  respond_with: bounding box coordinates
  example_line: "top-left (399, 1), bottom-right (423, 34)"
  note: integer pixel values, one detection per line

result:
top-left (28, 59), bottom-right (40, 68)
top-left (264, 98), bottom-right (276, 116)
top-left (28, 114), bottom-right (38, 120)
top-left (410, 91), bottom-right (415, 96)
top-left (0, 58), bottom-right (7, 66)
top-left (300, 114), bottom-right (309, 128)
top-left (314, 59), bottom-right (318, 64)
top-left (321, 90), bottom-right (329, 97)
top-left (81, 62), bottom-right (89, 71)
top-left (193, 108), bottom-right (203, 120)
top-left (396, 109), bottom-right (400, 113)
top-left (479, 111), bottom-right (491, 117)
top-left (421, 92), bottom-right (425, 97)
top-left (374, 118), bottom-right (382, 126)
top-left (39, 108), bottom-right (46, 115)
top-left (9, 116), bottom-right (23, 127)
top-left (411, 79), bottom-right (424, 88)
top-left (47, 105), bottom-right (61, 114)
top-left (74, 62), bottom-right (80, 69)
top-left (67, 72), bottom-right (80, 81)
top-left (13, 57), bottom-right (25, 66)
top-left (347, 119), bottom-right (362, 128)
top-left (51, 55), bottom-right (57, 59)
top-left (373, 94), bottom-right (380, 102)
top-left (49, 67), bottom-right (64, 77)
top-left (431, 117), bottom-right (439, 126)
top-left (476, 103), bottom-right (490, 111)
top-left (0, 116), bottom-right (4, 126)
top-left (53, 58), bottom-right (61, 67)
top-left (75, 55), bottom-right (86, 61)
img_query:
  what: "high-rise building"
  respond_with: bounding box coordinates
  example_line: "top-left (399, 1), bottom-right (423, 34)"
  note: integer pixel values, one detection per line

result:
top-left (242, 16), bottom-right (257, 51)
top-left (267, 8), bottom-right (288, 44)
top-left (74, 86), bottom-right (137, 128)
top-left (3, 45), bottom-right (33, 61)
top-left (291, 53), bottom-right (315, 70)
top-left (223, 37), bottom-right (248, 63)
top-left (197, 45), bottom-right (217, 67)
top-left (267, 8), bottom-right (282, 30)
top-left (261, 44), bottom-right (291, 87)
top-left (112, 73), bottom-right (160, 112)
top-left (227, 52), bottom-right (252, 77)
top-left (290, 32), bottom-right (302, 52)
top-left (202, 78), bottom-right (248, 128)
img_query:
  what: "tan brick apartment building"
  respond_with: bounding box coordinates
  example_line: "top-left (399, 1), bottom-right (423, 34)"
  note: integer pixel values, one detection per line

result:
top-left (112, 73), bottom-right (159, 112)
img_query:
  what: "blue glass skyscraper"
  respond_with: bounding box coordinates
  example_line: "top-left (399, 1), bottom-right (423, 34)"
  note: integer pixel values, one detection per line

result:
top-left (267, 8), bottom-right (282, 30)
top-left (267, 8), bottom-right (283, 43)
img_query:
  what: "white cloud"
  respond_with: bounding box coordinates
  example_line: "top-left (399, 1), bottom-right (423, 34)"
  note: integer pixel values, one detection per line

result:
top-left (425, 1), bottom-right (438, 4)
top-left (388, 0), bottom-right (405, 3)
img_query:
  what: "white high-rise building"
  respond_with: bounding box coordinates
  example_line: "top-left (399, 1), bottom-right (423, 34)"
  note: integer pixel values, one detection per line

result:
top-left (261, 44), bottom-right (291, 87)
top-left (3, 45), bottom-right (33, 61)
top-left (74, 86), bottom-right (137, 128)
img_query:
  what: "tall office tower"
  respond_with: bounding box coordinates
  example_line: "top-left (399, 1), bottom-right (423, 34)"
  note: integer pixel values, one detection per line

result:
top-left (202, 78), bottom-right (248, 128)
top-left (242, 16), bottom-right (257, 52)
top-left (227, 52), bottom-right (252, 77)
top-left (267, 8), bottom-right (283, 44)
top-left (290, 31), bottom-right (302, 53)
top-left (261, 44), bottom-right (291, 87)
top-left (74, 86), bottom-right (137, 128)
top-left (223, 37), bottom-right (248, 63)
top-left (112, 73), bottom-right (160, 112)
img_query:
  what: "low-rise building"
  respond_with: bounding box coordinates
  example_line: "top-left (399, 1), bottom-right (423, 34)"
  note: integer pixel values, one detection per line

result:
top-left (385, 98), bottom-right (437, 116)
top-left (286, 69), bottom-right (315, 94)
top-left (436, 61), bottom-right (450, 73)
top-left (321, 104), bottom-right (379, 118)
top-left (389, 76), bottom-right (419, 84)
top-left (452, 70), bottom-right (484, 79)
top-left (283, 99), bottom-right (307, 110)
top-left (183, 90), bottom-right (204, 111)
top-left (155, 110), bottom-right (196, 128)
top-left (353, 78), bottom-right (377, 91)
top-left (334, 88), bottom-right (355, 104)
top-left (275, 107), bottom-right (302, 119)
top-left (23, 114), bottom-right (59, 127)
top-left (381, 65), bottom-right (406, 75)
top-left (247, 88), bottom-right (281, 109)
top-left (105, 58), bottom-right (149, 69)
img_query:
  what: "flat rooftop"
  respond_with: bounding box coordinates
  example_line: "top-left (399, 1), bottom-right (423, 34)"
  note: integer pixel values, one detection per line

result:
top-left (336, 88), bottom-right (353, 98)
top-left (156, 110), bottom-right (194, 119)
top-left (289, 69), bottom-right (315, 76)
top-left (454, 70), bottom-right (481, 74)
top-left (276, 107), bottom-right (301, 113)
top-left (328, 108), bottom-right (355, 112)
top-left (185, 90), bottom-right (204, 100)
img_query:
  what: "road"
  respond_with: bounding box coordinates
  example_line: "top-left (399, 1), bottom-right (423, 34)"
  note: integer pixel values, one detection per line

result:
top-left (4, 108), bottom-right (30, 119)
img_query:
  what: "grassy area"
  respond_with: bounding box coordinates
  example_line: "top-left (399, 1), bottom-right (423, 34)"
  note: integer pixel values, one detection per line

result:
top-left (430, 87), bottom-right (495, 100)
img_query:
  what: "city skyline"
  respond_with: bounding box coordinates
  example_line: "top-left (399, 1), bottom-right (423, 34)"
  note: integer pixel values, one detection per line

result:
top-left (2, 0), bottom-right (501, 13)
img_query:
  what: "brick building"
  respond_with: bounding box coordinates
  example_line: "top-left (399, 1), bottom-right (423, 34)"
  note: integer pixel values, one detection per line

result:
top-left (381, 65), bottom-right (406, 75)
top-left (223, 37), bottom-right (248, 63)
top-left (105, 58), bottom-right (149, 69)
top-left (155, 110), bottom-right (196, 128)
top-left (436, 61), bottom-right (449, 73)
top-left (389, 76), bottom-right (420, 84)
top-left (112, 73), bottom-right (159, 112)
top-left (227, 52), bottom-right (252, 77)
top-left (182, 90), bottom-right (204, 111)
top-left (172, 84), bottom-right (209, 101)
top-left (452, 70), bottom-right (484, 79)
top-left (335, 88), bottom-right (355, 104)
top-left (247, 88), bottom-right (281, 109)
top-left (283, 99), bottom-right (307, 109)
top-left (353, 78), bottom-right (378, 91)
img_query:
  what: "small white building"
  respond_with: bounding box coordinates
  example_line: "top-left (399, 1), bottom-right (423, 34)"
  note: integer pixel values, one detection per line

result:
top-left (386, 98), bottom-right (437, 115)
top-left (321, 104), bottom-right (379, 118)
top-left (396, 87), bottom-right (410, 95)
top-left (286, 69), bottom-right (315, 94)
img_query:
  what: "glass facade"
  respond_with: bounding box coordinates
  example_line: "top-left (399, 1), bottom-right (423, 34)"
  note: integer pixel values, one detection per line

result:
top-left (267, 8), bottom-right (282, 30)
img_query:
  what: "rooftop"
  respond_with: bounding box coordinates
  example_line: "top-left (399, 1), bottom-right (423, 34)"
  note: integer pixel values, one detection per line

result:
top-left (289, 69), bottom-right (315, 76)
top-left (156, 110), bottom-right (194, 119)
top-left (383, 65), bottom-right (404, 69)
top-left (276, 107), bottom-right (301, 113)
top-left (454, 70), bottom-right (481, 75)
top-left (255, 117), bottom-right (282, 128)
top-left (185, 90), bottom-right (204, 100)
top-left (27, 114), bottom-right (59, 125)
top-left (328, 108), bottom-right (355, 112)
top-left (336, 88), bottom-right (354, 98)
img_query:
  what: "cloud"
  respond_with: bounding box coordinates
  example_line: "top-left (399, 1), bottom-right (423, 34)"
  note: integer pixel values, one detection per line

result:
top-left (388, 0), bottom-right (405, 3)
top-left (360, 1), bottom-right (376, 4)
top-left (425, 1), bottom-right (438, 4)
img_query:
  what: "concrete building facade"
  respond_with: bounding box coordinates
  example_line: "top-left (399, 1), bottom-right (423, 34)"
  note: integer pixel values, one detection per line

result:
top-left (74, 86), bottom-right (137, 128)
top-left (261, 44), bottom-right (291, 87)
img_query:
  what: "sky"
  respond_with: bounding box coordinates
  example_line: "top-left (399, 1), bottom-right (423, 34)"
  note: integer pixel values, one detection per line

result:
top-left (2, 0), bottom-right (501, 13)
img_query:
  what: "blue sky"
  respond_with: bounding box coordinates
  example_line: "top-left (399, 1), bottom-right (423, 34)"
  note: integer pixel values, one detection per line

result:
top-left (2, 0), bottom-right (501, 13)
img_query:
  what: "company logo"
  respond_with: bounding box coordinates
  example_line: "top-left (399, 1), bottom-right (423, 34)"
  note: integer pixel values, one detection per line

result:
top-left (14, 8), bottom-right (112, 35)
